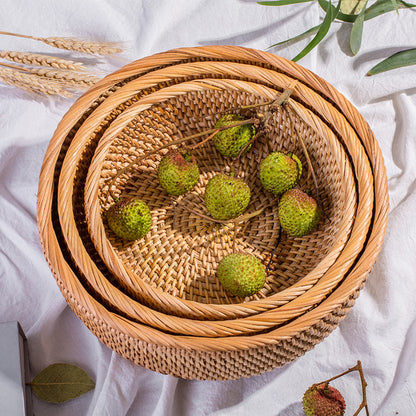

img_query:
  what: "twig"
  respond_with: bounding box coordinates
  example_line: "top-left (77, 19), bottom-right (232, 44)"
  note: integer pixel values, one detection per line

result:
top-left (286, 106), bottom-right (315, 186)
top-left (178, 203), bottom-right (266, 226)
top-left (266, 220), bottom-right (282, 271)
top-left (107, 118), bottom-right (257, 199)
top-left (231, 129), bottom-right (266, 170)
top-left (189, 128), bottom-right (220, 150)
top-left (312, 360), bottom-right (369, 416)
top-left (285, 105), bottom-right (328, 218)
top-left (216, 98), bottom-right (278, 116)
top-left (230, 87), bottom-right (295, 169)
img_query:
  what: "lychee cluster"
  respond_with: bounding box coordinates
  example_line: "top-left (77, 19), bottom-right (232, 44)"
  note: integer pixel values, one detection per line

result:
top-left (105, 112), bottom-right (322, 299)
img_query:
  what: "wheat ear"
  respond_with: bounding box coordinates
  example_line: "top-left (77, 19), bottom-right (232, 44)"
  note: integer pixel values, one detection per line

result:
top-left (0, 67), bottom-right (72, 97)
top-left (0, 50), bottom-right (85, 70)
top-left (0, 62), bottom-right (101, 90)
top-left (30, 67), bottom-right (101, 88)
top-left (0, 31), bottom-right (123, 56)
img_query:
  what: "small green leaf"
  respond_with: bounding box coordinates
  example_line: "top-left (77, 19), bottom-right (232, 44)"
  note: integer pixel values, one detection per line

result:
top-left (268, 24), bottom-right (320, 48)
top-left (367, 48), bottom-right (416, 75)
top-left (293, 0), bottom-right (341, 62)
top-left (350, 0), bottom-right (368, 55)
top-left (258, 0), bottom-right (313, 5)
top-left (29, 363), bottom-right (95, 403)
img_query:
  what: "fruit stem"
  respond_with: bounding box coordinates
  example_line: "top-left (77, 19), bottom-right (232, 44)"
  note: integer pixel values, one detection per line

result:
top-left (177, 202), bottom-right (267, 226)
top-left (286, 105), bottom-right (328, 219)
top-left (231, 87), bottom-right (296, 169)
top-left (266, 223), bottom-right (282, 272)
top-left (311, 360), bottom-right (369, 416)
top-left (217, 88), bottom-right (293, 116)
top-left (231, 129), bottom-right (265, 170)
top-left (108, 86), bottom-right (296, 200)
top-left (188, 129), bottom-right (220, 150)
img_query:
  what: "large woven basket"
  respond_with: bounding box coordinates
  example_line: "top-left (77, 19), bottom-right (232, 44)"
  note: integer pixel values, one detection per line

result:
top-left (37, 46), bottom-right (388, 380)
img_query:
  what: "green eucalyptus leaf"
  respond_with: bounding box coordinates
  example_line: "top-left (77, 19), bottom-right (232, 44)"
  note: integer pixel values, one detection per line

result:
top-left (350, 0), bottom-right (368, 55)
top-left (341, 0), bottom-right (368, 14)
top-left (258, 0), bottom-right (313, 5)
top-left (319, 0), bottom-right (415, 21)
top-left (318, 0), bottom-right (358, 21)
top-left (390, 0), bottom-right (400, 13)
top-left (269, 24), bottom-right (320, 48)
top-left (364, 0), bottom-right (416, 20)
top-left (29, 363), bottom-right (95, 403)
top-left (367, 48), bottom-right (416, 75)
top-left (293, 0), bottom-right (341, 62)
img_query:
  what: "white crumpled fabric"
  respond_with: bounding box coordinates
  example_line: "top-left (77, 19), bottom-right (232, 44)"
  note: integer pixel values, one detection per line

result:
top-left (0, 1), bottom-right (415, 414)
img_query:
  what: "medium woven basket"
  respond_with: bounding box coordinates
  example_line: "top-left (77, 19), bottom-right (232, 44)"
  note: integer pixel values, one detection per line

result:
top-left (37, 46), bottom-right (388, 380)
top-left (59, 62), bottom-right (372, 323)
top-left (57, 80), bottom-right (358, 337)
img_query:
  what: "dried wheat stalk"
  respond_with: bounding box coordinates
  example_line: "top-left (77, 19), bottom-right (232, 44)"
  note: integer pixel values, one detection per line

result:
top-left (32, 67), bottom-right (101, 88)
top-left (0, 61), bottom-right (101, 90)
top-left (39, 37), bottom-right (123, 56)
top-left (0, 50), bottom-right (85, 70)
top-left (0, 31), bottom-right (123, 56)
top-left (0, 67), bottom-right (72, 97)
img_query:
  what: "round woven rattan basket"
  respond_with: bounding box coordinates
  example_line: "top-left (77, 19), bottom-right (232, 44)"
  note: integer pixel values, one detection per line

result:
top-left (57, 80), bottom-right (359, 337)
top-left (37, 46), bottom-right (388, 380)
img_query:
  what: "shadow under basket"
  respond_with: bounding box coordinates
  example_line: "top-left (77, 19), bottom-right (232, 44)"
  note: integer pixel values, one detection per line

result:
top-left (37, 45), bottom-right (388, 380)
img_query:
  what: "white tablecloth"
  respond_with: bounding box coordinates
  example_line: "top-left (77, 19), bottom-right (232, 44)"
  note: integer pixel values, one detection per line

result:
top-left (1, 1), bottom-right (415, 414)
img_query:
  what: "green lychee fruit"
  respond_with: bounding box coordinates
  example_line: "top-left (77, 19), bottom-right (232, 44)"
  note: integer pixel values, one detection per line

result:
top-left (259, 151), bottom-right (302, 195)
top-left (157, 149), bottom-right (199, 196)
top-left (278, 188), bottom-right (321, 237)
top-left (217, 253), bottom-right (266, 297)
top-left (213, 114), bottom-right (255, 158)
top-left (303, 383), bottom-right (346, 416)
top-left (106, 197), bottom-right (152, 240)
top-left (204, 173), bottom-right (251, 221)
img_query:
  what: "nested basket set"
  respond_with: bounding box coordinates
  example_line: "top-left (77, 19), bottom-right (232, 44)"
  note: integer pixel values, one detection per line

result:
top-left (37, 46), bottom-right (388, 380)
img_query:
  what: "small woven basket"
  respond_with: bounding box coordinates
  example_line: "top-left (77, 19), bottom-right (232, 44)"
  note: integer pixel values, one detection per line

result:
top-left (38, 46), bottom-right (388, 379)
